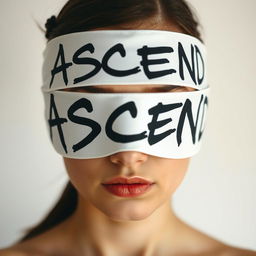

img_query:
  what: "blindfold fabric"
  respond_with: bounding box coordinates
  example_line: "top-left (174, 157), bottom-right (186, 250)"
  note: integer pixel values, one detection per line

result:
top-left (42, 30), bottom-right (209, 159)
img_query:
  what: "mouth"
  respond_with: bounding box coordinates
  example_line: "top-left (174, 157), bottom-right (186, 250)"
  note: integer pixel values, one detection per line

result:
top-left (102, 176), bottom-right (155, 197)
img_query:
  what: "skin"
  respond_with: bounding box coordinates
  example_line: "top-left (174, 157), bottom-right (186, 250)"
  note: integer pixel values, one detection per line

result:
top-left (1, 17), bottom-right (256, 256)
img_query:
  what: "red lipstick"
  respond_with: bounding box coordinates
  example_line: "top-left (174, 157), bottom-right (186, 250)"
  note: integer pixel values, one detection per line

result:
top-left (102, 177), bottom-right (154, 197)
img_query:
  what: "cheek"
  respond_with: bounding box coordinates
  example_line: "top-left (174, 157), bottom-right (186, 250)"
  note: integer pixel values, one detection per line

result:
top-left (64, 158), bottom-right (102, 200)
top-left (157, 158), bottom-right (189, 195)
top-left (66, 169), bottom-right (93, 200)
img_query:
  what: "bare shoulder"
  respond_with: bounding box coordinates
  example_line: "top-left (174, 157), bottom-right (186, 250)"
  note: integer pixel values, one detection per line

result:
top-left (0, 222), bottom-right (71, 256)
top-left (0, 237), bottom-right (51, 256)
top-left (178, 220), bottom-right (256, 256)
top-left (197, 239), bottom-right (256, 256)
top-left (0, 247), bottom-right (47, 256)
top-left (0, 248), bottom-right (25, 256)
top-left (220, 246), bottom-right (256, 256)
top-left (196, 234), bottom-right (256, 256)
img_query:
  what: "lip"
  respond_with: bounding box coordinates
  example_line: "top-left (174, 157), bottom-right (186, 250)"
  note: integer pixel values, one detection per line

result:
top-left (103, 176), bottom-right (154, 185)
top-left (102, 176), bottom-right (155, 197)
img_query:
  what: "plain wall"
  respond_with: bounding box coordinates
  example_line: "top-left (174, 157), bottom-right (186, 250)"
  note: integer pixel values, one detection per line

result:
top-left (0, 0), bottom-right (255, 250)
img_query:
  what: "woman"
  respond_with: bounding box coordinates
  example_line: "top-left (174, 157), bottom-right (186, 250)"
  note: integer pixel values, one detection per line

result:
top-left (1, 0), bottom-right (255, 255)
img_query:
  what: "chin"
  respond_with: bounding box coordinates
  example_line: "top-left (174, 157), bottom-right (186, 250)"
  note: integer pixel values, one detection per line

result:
top-left (99, 200), bottom-right (158, 222)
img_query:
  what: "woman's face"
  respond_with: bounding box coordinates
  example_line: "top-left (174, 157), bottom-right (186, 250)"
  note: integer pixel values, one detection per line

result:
top-left (64, 153), bottom-right (190, 222)
top-left (64, 20), bottom-right (192, 222)
top-left (64, 84), bottom-right (192, 222)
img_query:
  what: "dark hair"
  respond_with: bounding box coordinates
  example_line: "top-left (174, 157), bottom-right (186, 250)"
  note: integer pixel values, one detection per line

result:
top-left (45, 0), bottom-right (202, 41)
top-left (18, 0), bottom-right (201, 243)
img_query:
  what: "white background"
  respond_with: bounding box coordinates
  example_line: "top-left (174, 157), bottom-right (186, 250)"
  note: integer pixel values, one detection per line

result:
top-left (0, 0), bottom-right (256, 250)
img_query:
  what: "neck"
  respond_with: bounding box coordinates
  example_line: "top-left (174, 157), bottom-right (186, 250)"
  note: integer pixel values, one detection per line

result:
top-left (65, 195), bottom-right (183, 256)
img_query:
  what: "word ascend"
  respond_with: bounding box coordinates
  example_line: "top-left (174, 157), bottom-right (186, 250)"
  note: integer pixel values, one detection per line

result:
top-left (48, 94), bottom-right (208, 154)
top-left (49, 42), bottom-right (205, 88)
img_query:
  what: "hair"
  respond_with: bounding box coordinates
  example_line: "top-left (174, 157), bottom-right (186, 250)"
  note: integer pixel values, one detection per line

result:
top-left (18, 0), bottom-right (202, 243)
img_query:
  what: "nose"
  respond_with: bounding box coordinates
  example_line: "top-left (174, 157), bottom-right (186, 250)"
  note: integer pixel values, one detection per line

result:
top-left (109, 151), bottom-right (148, 168)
